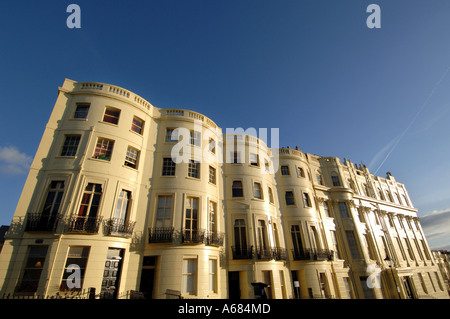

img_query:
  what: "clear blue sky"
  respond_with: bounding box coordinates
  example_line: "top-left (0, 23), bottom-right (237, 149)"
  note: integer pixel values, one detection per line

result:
top-left (0, 1), bottom-right (449, 249)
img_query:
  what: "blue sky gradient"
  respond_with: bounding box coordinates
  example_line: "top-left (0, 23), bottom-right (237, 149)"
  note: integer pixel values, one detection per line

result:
top-left (0, 1), bottom-right (449, 249)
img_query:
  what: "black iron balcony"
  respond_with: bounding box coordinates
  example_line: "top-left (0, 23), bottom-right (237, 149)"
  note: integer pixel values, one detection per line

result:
top-left (104, 218), bottom-right (135, 237)
top-left (292, 248), bottom-right (334, 261)
top-left (148, 227), bottom-right (174, 243)
top-left (232, 246), bottom-right (253, 260)
top-left (314, 249), bottom-right (334, 261)
top-left (204, 231), bottom-right (225, 246)
top-left (66, 216), bottom-right (102, 234)
top-left (256, 247), bottom-right (274, 260)
top-left (25, 212), bottom-right (60, 232)
top-left (182, 229), bottom-right (205, 244)
top-left (292, 248), bottom-right (312, 260)
top-left (274, 248), bottom-right (288, 261)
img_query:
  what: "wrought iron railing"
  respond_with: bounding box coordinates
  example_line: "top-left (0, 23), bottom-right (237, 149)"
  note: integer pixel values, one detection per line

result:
top-left (274, 248), bottom-right (288, 261)
top-left (104, 218), bottom-right (135, 237)
top-left (292, 248), bottom-right (312, 260)
top-left (232, 246), bottom-right (254, 259)
top-left (148, 227), bottom-right (174, 243)
top-left (292, 248), bottom-right (334, 261)
top-left (24, 212), bottom-right (60, 232)
top-left (204, 231), bottom-right (225, 246)
top-left (66, 216), bottom-right (103, 234)
top-left (256, 247), bottom-right (274, 260)
top-left (314, 249), bottom-right (334, 261)
top-left (255, 247), bottom-right (288, 261)
top-left (182, 229), bottom-right (205, 244)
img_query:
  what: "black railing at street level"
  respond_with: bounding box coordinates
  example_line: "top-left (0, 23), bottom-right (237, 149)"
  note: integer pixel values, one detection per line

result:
top-left (0, 289), bottom-right (146, 300)
top-left (24, 212), bottom-right (60, 232)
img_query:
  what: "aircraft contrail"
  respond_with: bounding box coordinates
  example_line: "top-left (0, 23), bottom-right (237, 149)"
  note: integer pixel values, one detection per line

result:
top-left (373, 66), bottom-right (450, 175)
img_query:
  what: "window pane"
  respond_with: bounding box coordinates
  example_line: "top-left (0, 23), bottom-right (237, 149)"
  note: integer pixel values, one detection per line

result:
top-left (232, 181), bottom-right (243, 197)
top-left (281, 166), bottom-right (290, 175)
top-left (285, 191), bottom-right (295, 205)
top-left (188, 160), bottom-right (200, 178)
top-left (338, 202), bottom-right (349, 218)
top-left (162, 157), bottom-right (176, 176)
top-left (125, 146), bottom-right (139, 168)
top-left (131, 117), bottom-right (144, 134)
top-left (61, 135), bottom-right (81, 157)
top-left (74, 104), bottom-right (90, 119)
top-left (103, 108), bottom-right (120, 124)
top-left (93, 138), bottom-right (114, 161)
top-left (254, 183), bottom-right (262, 199)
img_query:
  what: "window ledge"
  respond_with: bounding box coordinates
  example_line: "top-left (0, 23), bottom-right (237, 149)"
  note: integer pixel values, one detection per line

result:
top-left (129, 129), bottom-right (143, 137)
top-left (55, 156), bottom-right (76, 159)
top-left (89, 157), bottom-right (112, 163)
top-left (99, 120), bottom-right (119, 127)
top-left (251, 198), bottom-right (264, 202)
top-left (122, 164), bottom-right (138, 171)
top-left (68, 118), bottom-right (88, 122)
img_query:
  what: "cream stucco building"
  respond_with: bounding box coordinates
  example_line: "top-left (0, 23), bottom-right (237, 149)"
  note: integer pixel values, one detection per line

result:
top-left (0, 79), bottom-right (447, 299)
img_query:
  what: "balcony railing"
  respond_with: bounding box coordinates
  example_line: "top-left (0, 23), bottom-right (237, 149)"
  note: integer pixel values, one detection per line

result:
top-left (274, 248), bottom-right (288, 261)
top-left (314, 249), bottom-right (334, 261)
top-left (104, 218), bottom-right (135, 237)
top-left (66, 216), bottom-right (103, 234)
top-left (25, 213), bottom-right (60, 232)
top-left (292, 248), bottom-right (334, 261)
top-left (255, 247), bottom-right (288, 261)
top-left (256, 247), bottom-right (274, 260)
top-left (204, 231), bottom-right (225, 246)
top-left (232, 246), bottom-right (254, 260)
top-left (182, 229), bottom-right (205, 244)
top-left (292, 248), bottom-right (312, 260)
top-left (148, 227), bottom-right (174, 243)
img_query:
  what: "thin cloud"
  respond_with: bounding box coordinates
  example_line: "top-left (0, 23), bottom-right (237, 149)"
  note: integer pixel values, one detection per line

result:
top-left (420, 208), bottom-right (450, 249)
top-left (0, 145), bottom-right (33, 175)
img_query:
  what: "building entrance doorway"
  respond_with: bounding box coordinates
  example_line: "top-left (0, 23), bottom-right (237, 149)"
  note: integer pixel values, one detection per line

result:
top-left (228, 271), bottom-right (241, 299)
top-left (140, 256), bottom-right (157, 299)
top-left (402, 276), bottom-right (415, 299)
top-left (100, 248), bottom-right (124, 299)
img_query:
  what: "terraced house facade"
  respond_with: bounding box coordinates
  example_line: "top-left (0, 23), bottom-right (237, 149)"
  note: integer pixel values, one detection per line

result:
top-left (0, 79), bottom-right (447, 299)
